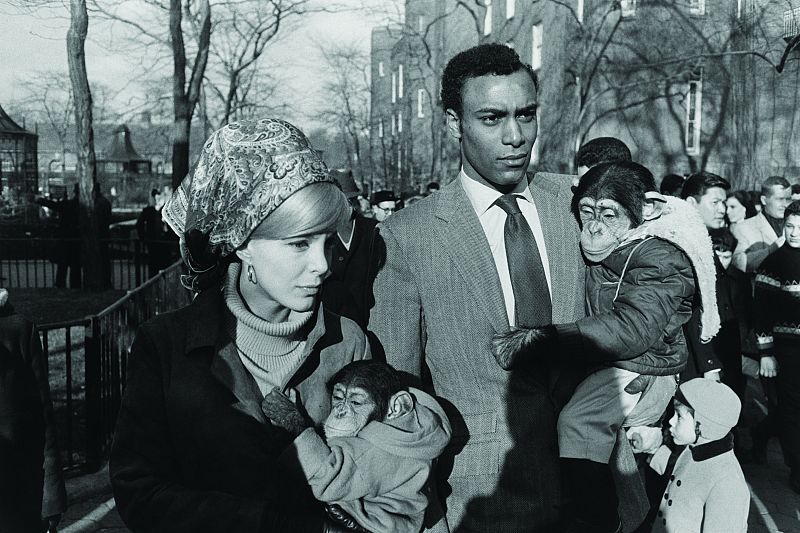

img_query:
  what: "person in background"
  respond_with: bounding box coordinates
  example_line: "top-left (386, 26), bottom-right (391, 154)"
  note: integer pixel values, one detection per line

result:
top-left (371, 190), bottom-right (398, 222)
top-left (660, 174), bottom-right (685, 197)
top-left (94, 183), bottom-right (113, 286)
top-left (109, 118), bottom-right (370, 533)
top-left (732, 176), bottom-right (792, 272)
top-left (726, 190), bottom-right (758, 227)
top-left (36, 184), bottom-right (81, 288)
top-left (752, 200), bottom-right (800, 492)
top-left (426, 182), bottom-right (440, 195)
top-left (575, 136), bottom-right (632, 179)
top-left (323, 170), bottom-right (380, 330)
top-left (0, 289), bottom-right (67, 533)
top-left (791, 183), bottom-right (800, 202)
top-left (136, 188), bottom-right (172, 279)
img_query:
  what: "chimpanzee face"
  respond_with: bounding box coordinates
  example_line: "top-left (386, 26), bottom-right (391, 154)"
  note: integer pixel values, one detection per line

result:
top-left (323, 383), bottom-right (380, 439)
top-left (577, 197), bottom-right (635, 263)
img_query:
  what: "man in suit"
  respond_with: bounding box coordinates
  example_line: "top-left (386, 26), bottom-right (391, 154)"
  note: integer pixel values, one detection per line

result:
top-left (369, 43), bottom-right (585, 532)
top-left (731, 175), bottom-right (792, 272)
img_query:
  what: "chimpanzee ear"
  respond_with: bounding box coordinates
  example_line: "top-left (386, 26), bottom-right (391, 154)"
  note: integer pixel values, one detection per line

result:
top-left (385, 391), bottom-right (414, 420)
top-left (642, 191), bottom-right (667, 221)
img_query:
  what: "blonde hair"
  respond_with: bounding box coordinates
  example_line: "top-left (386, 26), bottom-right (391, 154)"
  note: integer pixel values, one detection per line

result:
top-left (248, 182), bottom-right (350, 240)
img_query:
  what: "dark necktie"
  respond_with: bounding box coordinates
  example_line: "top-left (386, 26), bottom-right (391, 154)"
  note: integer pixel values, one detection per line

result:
top-left (494, 194), bottom-right (552, 327)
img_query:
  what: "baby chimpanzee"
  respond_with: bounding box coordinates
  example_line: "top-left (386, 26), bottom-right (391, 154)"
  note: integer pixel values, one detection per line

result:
top-left (262, 360), bottom-right (451, 533)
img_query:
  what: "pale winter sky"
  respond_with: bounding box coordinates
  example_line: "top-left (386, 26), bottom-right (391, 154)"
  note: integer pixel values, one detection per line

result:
top-left (0, 1), bottom-right (394, 132)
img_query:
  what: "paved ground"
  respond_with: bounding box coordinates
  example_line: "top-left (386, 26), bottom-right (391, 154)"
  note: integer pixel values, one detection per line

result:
top-left (58, 375), bottom-right (800, 533)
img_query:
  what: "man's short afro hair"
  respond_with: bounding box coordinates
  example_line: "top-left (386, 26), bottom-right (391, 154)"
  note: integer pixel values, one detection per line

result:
top-left (440, 43), bottom-right (538, 116)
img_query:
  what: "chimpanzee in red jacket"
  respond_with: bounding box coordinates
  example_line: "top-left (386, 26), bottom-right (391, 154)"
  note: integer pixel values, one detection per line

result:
top-left (492, 161), bottom-right (720, 533)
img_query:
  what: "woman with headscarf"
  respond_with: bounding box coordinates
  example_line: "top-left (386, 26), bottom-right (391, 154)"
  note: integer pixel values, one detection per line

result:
top-left (109, 119), bottom-right (370, 533)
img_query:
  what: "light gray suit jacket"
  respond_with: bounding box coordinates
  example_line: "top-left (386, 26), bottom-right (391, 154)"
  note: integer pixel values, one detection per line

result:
top-left (369, 173), bottom-right (585, 532)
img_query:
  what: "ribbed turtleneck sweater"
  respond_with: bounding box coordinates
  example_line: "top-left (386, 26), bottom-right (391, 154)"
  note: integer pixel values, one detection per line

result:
top-left (223, 263), bottom-right (313, 395)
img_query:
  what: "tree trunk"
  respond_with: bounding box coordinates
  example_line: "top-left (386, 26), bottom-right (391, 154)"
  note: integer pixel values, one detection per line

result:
top-left (170, 0), bottom-right (211, 190)
top-left (67, 0), bottom-right (106, 291)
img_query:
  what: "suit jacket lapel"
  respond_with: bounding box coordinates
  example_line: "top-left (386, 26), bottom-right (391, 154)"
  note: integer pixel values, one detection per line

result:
top-left (529, 173), bottom-right (579, 324)
top-left (433, 180), bottom-right (509, 333)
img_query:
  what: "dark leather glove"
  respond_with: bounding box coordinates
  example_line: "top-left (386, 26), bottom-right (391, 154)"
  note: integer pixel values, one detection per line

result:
top-left (624, 374), bottom-right (654, 395)
top-left (261, 387), bottom-right (310, 438)
top-left (324, 504), bottom-right (369, 532)
top-left (491, 325), bottom-right (558, 370)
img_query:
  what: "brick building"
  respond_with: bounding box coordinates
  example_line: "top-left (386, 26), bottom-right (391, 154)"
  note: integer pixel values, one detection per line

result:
top-left (370, 0), bottom-right (800, 192)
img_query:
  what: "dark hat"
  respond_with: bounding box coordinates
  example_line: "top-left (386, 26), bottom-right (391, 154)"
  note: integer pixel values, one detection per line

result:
top-left (331, 169), bottom-right (360, 198)
top-left (677, 378), bottom-right (741, 441)
top-left (372, 190), bottom-right (397, 204)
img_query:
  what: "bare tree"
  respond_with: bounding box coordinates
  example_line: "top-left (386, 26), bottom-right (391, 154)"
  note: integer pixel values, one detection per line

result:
top-left (12, 70), bottom-right (75, 172)
top-left (89, 0), bottom-right (211, 188)
top-left (316, 42), bottom-right (371, 188)
top-left (204, 0), bottom-right (337, 127)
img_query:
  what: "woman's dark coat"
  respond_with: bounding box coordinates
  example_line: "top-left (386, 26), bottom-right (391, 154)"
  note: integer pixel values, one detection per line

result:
top-left (109, 286), bottom-right (370, 533)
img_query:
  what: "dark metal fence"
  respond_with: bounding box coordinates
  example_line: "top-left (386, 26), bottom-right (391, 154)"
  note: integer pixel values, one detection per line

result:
top-left (0, 238), bottom-right (178, 290)
top-left (38, 261), bottom-right (192, 472)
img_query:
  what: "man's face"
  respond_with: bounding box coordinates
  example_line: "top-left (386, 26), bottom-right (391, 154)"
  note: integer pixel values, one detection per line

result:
top-left (691, 187), bottom-right (727, 229)
top-left (785, 214), bottom-right (800, 249)
top-left (761, 186), bottom-right (792, 219)
top-left (446, 70), bottom-right (538, 192)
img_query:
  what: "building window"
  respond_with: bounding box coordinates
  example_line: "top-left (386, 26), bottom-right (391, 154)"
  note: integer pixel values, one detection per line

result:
top-left (391, 114), bottom-right (396, 136)
top-left (620, 0), bottom-right (636, 17)
top-left (397, 146), bottom-right (402, 178)
top-left (685, 69), bottom-right (703, 156)
top-left (398, 111), bottom-right (403, 133)
top-left (398, 65), bottom-right (404, 98)
top-left (531, 23), bottom-right (543, 71)
top-left (378, 61), bottom-right (385, 77)
top-left (688, 0), bottom-right (705, 15)
top-left (483, 0), bottom-right (493, 36)
top-left (506, 0), bottom-right (515, 19)
top-left (577, 0), bottom-right (584, 23)
top-left (391, 72), bottom-right (397, 103)
top-left (417, 89), bottom-right (426, 118)
top-left (378, 119), bottom-right (384, 138)
top-left (418, 15), bottom-right (425, 33)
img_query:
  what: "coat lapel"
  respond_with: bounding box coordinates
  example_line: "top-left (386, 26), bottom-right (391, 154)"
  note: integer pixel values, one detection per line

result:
top-left (210, 340), bottom-right (268, 424)
top-left (529, 173), bottom-right (580, 324)
top-left (433, 180), bottom-right (508, 333)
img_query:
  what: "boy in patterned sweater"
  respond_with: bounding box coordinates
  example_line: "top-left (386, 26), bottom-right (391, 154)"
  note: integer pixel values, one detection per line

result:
top-left (754, 199), bottom-right (800, 492)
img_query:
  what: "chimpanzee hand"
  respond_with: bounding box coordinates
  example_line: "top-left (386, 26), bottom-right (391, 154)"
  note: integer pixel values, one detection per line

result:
top-left (491, 325), bottom-right (558, 370)
top-left (261, 387), bottom-right (310, 438)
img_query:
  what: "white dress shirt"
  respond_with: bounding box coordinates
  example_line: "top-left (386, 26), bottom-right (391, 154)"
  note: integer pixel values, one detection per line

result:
top-left (459, 170), bottom-right (552, 326)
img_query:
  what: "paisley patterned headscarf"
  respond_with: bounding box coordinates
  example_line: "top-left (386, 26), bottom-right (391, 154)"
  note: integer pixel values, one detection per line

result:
top-left (162, 118), bottom-right (335, 291)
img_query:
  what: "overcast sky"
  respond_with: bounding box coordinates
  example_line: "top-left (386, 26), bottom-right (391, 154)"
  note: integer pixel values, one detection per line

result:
top-left (0, 1), bottom-right (392, 132)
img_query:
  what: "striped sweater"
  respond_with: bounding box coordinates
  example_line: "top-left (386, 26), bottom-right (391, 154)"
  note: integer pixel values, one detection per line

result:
top-left (754, 244), bottom-right (800, 356)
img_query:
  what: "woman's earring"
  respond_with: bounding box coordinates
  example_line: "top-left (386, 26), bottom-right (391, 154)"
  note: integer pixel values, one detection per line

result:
top-left (247, 264), bottom-right (258, 285)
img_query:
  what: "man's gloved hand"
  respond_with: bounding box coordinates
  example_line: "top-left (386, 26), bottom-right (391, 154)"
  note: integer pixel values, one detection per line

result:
top-left (624, 374), bottom-right (654, 395)
top-left (261, 387), bottom-right (310, 438)
top-left (491, 325), bottom-right (558, 370)
top-left (324, 504), bottom-right (369, 532)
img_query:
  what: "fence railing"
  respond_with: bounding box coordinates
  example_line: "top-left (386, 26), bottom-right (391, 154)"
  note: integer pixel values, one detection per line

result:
top-left (38, 260), bottom-right (192, 472)
top-left (0, 238), bottom-right (178, 290)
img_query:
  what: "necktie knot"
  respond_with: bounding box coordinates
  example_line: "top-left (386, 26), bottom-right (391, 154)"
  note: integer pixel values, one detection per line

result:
top-left (495, 194), bottom-right (522, 216)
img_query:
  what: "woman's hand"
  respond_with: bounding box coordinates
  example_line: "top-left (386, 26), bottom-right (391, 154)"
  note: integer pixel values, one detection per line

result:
top-left (261, 387), bottom-right (310, 438)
